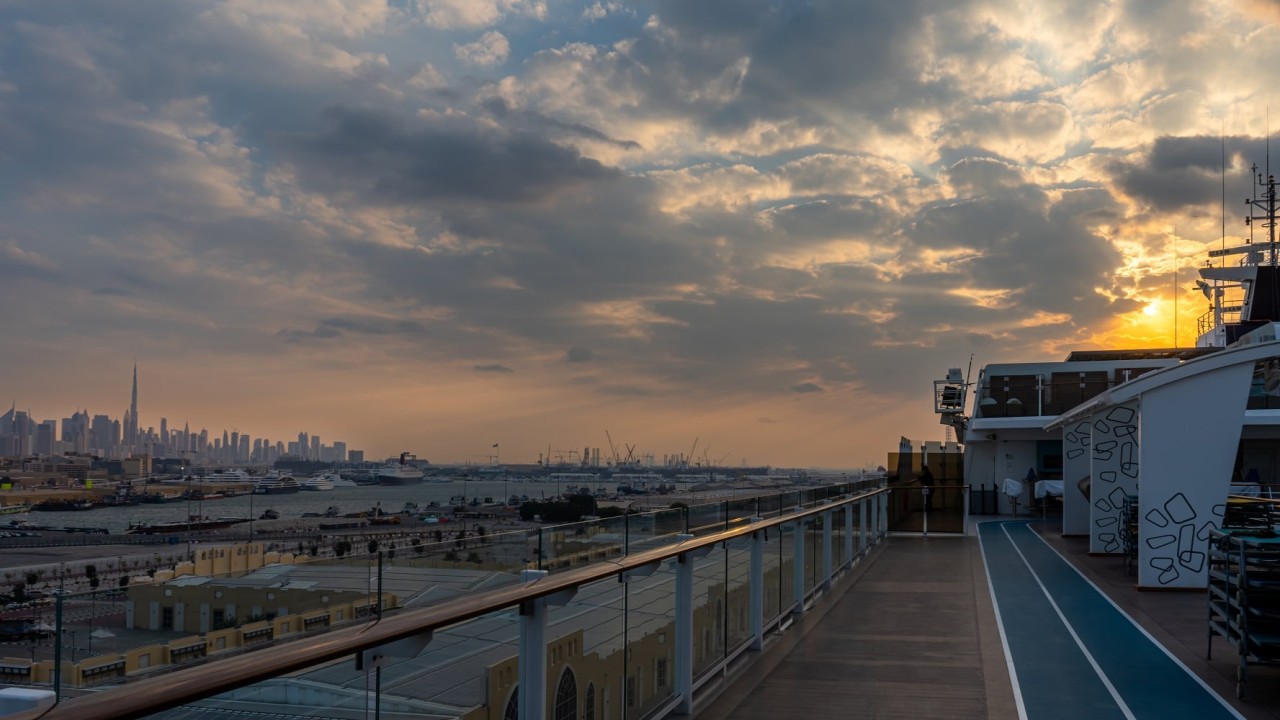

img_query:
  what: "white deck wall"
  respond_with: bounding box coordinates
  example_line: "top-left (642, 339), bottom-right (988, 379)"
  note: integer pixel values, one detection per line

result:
top-left (1061, 421), bottom-right (1091, 535)
top-left (1088, 401), bottom-right (1140, 554)
top-left (1137, 363), bottom-right (1251, 588)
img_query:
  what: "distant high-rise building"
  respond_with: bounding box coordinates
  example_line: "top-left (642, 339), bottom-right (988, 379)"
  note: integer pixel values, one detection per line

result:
top-left (238, 434), bottom-right (250, 463)
top-left (333, 441), bottom-right (346, 462)
top-left (127, 364), bottom-right (138, 446)
top-left (348, 449), bottom-right (364, 464)
top-left (297, 432), bottom-right (309, 460)
top-left (91, 414), bottom-right (113, 453)
top-left (310, 435), bottom-right (320, 461)
top-left (35, 420), bottom-right (56, 455)
top-left (160, 417), bottom-right (168, 446)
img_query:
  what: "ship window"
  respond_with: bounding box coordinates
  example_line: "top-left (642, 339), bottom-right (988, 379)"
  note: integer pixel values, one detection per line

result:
top-left (554, 668), bottom-right (577, 720)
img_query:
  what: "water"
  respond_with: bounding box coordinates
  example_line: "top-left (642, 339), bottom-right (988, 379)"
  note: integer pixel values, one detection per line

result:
top-left (21, 479), bottom-right (619, 534)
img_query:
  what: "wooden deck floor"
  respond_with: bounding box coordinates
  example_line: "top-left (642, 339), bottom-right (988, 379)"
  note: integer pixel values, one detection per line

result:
top-left (697, 522), bottom-right (1280, 720)
top-left (697, 536), bottom-right (1017, 720)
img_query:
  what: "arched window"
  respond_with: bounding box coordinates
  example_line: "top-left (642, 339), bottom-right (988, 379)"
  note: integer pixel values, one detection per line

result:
top-left (554, 668), bottom-right (578, 720)
top-left (503, 686), bottom-right (518, 720)
top-left (584, 683), bottom-right (595, 720)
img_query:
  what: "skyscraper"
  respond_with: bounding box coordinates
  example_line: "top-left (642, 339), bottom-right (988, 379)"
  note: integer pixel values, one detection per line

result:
top-left (127, 363), bottom-right (138, 446)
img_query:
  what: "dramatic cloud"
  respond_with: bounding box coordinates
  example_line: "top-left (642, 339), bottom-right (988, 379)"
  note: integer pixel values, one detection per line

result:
top-left (0, 0), bottom-right (1271, 467)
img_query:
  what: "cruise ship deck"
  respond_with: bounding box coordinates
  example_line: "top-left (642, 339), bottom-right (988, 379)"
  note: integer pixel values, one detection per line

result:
top-left (701, 521), bottom-right (1279, 720)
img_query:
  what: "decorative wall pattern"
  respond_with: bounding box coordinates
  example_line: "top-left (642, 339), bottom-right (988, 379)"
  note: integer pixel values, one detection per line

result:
top-left (1141, 491), bottom-right (1214, 585)
top-left (1089, 401), bottom-right (1139, 554)
top-left (1138, 358), bottom-right (1259, 587)
top-left (1062, 420), bottom-right (1091, 536)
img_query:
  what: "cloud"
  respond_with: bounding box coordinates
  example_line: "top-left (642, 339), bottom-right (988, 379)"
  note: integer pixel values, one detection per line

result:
top-left (275, 106), bottom-right (619, 205)
top-left (0, 0), bottom-right (1272, 469)
top-left (454, 31), bottom-right (510, 66)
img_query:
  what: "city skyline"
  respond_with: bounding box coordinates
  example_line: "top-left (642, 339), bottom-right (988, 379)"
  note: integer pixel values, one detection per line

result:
top-left (0, 366), bottom-right (363, 465)
top-left (2, 2), bottom-right (1275, 467)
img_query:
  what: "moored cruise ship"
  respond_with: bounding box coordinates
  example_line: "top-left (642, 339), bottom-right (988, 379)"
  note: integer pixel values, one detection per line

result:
top-left (254, 473), bottom-right (301, 495)
top-left (300, 473), bottom-right (337, 491)
top-left (377, 452), bottom-right (424, 485)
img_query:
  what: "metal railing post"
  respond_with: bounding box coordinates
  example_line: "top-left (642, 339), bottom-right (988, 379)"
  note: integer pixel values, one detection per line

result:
top-left (674, 534), bottom-right (696, 714)
top-left (518, 569), bottom-right (550, 720)
top-left (859, 499), bottom-right (868, 554)
top-left (844, 502), bottom-right (854, 568)
top-left (53, 595), bottom-right (63, 699)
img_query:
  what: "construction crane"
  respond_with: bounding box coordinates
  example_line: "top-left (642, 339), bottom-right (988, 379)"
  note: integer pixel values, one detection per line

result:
top-left (604, 430), bottom-right (620, 467)
top-left (687, 437), bottom-right (699, 469)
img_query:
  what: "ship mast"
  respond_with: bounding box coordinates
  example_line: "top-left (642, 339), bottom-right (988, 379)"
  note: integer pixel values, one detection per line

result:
top-left (1245, 163), bottom-right (1279, 267)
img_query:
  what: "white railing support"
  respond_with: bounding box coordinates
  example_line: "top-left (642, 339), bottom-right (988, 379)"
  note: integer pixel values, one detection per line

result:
top-left (844, 503), bottom-right (854, 568)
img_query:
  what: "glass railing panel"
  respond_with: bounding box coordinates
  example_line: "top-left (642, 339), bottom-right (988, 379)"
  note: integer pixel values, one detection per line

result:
top-left (762, 523), bottom-right (782, 627)
top-left (129, 604), bottom-right (520, 719)
top-left (779, 521), bottom-right (796, 613)
top-left (630, 507), bottom-right (689, 552)
top-left (885, 487), bottom-right (965, 534)
top-left (686, 500), bottom-right (725, 537)
top-left (692, 545), bottom-right (726, 679)
top-left (929, 485), bottom-right (967, 533)
top-left (756, 492), bottom-right (785, 518)
top-left (624, 556), bottom-right (676, 719)
top-left (804, 515), bottom-right (818, 595)
top-left (38, 543), bottom-right (421, 696)
top-left (548, 571), bottom-right (626, 720)
top-left (723, 537), bottom-right (752, 657)
top-left (540, 517), bottom-right (612, 574)
top-left (382, 524), bottom-right (533, 594)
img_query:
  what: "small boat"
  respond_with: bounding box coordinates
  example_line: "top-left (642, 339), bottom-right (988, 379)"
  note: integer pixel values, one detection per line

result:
top-left (125, 516), bottom-right (251, 534)
top-left (401, 501), bottom-right (420, 514)
top-left (32, 499), bottom-right (94, 512)
top-left (0, 503), bottom-right (31, 515)
top-left (259, 509), bottom-right (279, 520)
top-left (137, 492), bottom-right (183, 504)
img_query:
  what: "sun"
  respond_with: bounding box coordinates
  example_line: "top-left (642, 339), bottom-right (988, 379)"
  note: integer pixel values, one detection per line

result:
top-left (1143, 299), bottom-right (1162, 317)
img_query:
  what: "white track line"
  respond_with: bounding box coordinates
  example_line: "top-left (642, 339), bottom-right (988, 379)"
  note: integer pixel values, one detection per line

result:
top-left (1000, 522), bottom-right (1137, 720)
top-left (1024, 524), bottom-right (1245, 720)
top-left (977, 522), bottom-right (1029, 720)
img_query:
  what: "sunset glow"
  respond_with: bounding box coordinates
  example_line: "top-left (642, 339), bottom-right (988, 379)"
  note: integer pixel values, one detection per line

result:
top-left (0, 2), bottom-right (1274, 467)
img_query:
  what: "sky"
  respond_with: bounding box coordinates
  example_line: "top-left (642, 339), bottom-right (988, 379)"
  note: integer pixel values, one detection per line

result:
top-left (0, 0), bottom-right (1275, 469)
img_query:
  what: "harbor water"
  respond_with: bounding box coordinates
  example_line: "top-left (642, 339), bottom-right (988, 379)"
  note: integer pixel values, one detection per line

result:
top-left (16, 479), bottom-right (621, 535)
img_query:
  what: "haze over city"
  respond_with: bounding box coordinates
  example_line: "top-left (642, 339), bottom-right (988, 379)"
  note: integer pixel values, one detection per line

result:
top-left (2, 1), bottom-right (1277, 467)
